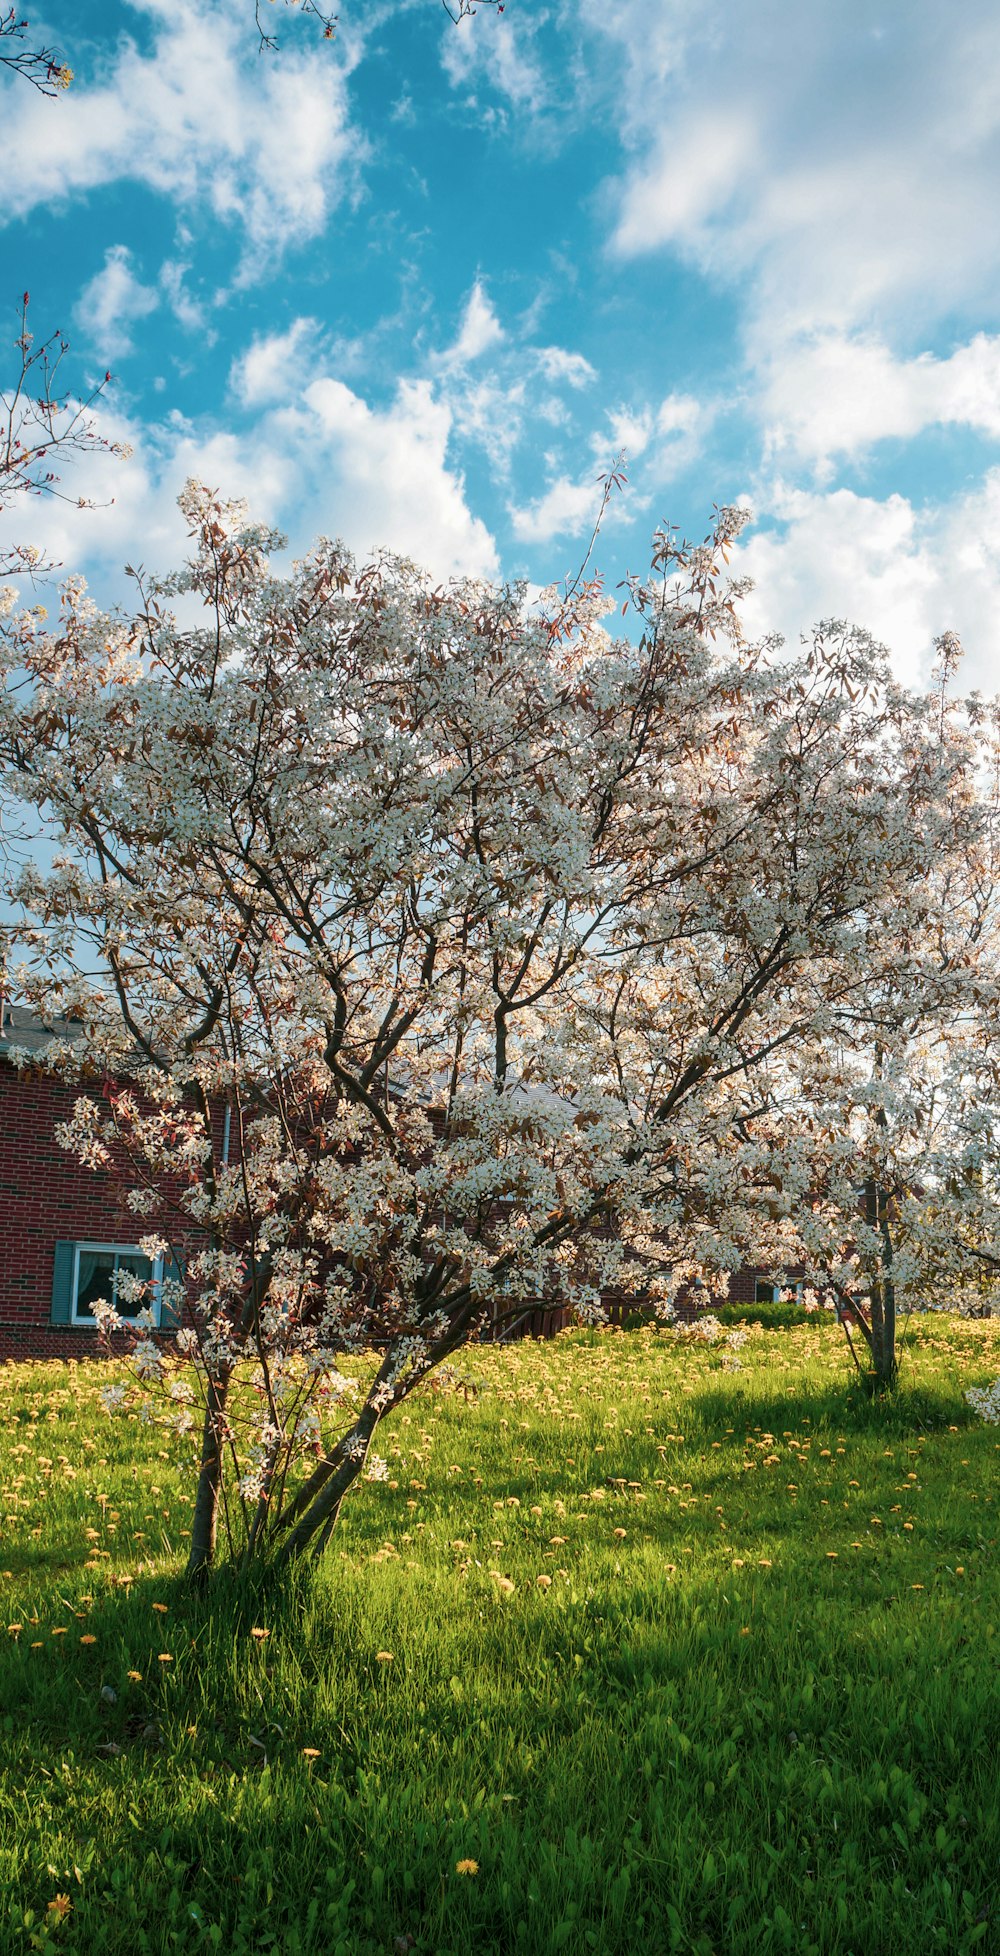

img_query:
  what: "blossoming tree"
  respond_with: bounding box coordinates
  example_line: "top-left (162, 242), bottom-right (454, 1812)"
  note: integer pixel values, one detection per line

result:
top-left (0, 486), bottom-right (990, 1576)
top-left (713, 643), bottom-right (1000, 1388)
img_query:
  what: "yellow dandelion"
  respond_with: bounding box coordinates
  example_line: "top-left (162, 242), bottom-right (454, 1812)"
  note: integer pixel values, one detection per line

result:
top-left (157, 1652), bottom-right (173, 1664)
top-left (250, 1627), bottom-right (270, 1641)
top-left (151, 1603), bottom-right (168, 1614)
top-left (80, 1633), bottom-right (97, 1645)
top-left (826, 1552), bottom-right (838, 1560)
top-left (375, 1650), bottom-right (394, 1663)
top-left (127, 1669), bottom-right (142, 1682)
top-left (51, 1627), bottom-right (67, 1637)
top-left (536, 1574), bottom-right (552, 1589)
top-left (302, 1746), bottom-right (321, 1759)
top-left (30, 1641), bottom-right (43, 1650)
top-left (7, 1624), bottom-right (22, 1636)
top-left (613, 1527), bottom-right (627, 1540)
top-left (911, 1584), bottom-right (925, 1591)
top-left (46, 1895), bottom-right (72, 1924)
top-left (956, 1566), bottom-right (965, 1576)
top-left (455, 1859), bottom-right (479, 1876)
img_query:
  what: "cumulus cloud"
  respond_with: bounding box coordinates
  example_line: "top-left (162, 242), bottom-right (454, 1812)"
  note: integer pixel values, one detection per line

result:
top-left (75, 246), bottom-right (159, 361)
top-left (229, 318), bottom-right (320, 408)
top-left (759, 332), bottom-right (1000, 474)
top-left (286, 374), bottom-right (498, 575)
top-left (0, 0), bottom-right (361, 268)
top-left (737, 477), bottom-right (1000, 691)
top-left (2, 370), bottom-right (498, 600)
top-left (509, 470), bottom-right (604, 545)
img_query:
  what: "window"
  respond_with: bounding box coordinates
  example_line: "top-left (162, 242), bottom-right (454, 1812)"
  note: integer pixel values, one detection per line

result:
top-left (754, 1279), bottom-right (781, 1304)
top-left (50, 1240), bottom-right (181, 1331)
top-left (754, 1277), bottom-right (803, 1306)
top-left (71, 1244), bottom-right (159, 1325)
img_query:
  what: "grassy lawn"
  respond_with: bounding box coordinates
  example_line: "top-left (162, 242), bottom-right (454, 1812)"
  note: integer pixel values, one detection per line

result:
top-left (1, 1315), bottom-right (998, 1956)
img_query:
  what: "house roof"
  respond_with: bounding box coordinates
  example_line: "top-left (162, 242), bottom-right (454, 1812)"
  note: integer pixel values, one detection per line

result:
top-left (0, 1002), bottom-right (83, 1061)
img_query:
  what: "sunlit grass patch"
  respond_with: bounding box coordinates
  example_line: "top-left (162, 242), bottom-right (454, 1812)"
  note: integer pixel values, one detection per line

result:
top-left (1, 1316), bottom-right (999, 1954)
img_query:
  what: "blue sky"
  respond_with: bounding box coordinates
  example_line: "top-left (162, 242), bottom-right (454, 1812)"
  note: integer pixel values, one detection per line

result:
top-left (5, 0), bottom-right (1000, 685)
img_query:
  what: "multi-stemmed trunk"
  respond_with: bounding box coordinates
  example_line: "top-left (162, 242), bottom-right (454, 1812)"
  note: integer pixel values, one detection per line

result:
top-left (861, 1178), bottom-right (899, 1391)
top-left (867, 1276), bottom-right (898, 1390)
top-left (186, 1364), bottom-right (234, 1583)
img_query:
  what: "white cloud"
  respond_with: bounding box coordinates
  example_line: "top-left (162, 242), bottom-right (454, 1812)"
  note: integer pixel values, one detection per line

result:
top-left (74, 246), bottom-right (159, 361)
top-left (441, 12), bottom-right (550, 120)
top-left (535, 346), bottom-right (597, 390)
top-left (614, 112), bottom-right (759, 260)
top-left (509, 469), bottom-right (608, 545)
top-left (437, 281), bottom-right (505, 370)
top-left (511, 390), bottom-right (707, 543)
top-left (3, 370), bottom-right (498, 600)
top-left (0, 0), bottom-right (361, 267)
top-left (737, 477), bottom-right (1000, 691)
top-left (292, 375), bottom-right (497, 576)
top-left (230, 318), bottom-right (320, 408)
top-left (600, 407), bottom-right (653, 461)
top-left (448, 376), bottom-right (528, 476)
top-left (759, 331), bottom-right (1000, 473)
top-left (596, 0), bottom-right (1000, 346)
top-left (159, 260), bottom-right (209, 337)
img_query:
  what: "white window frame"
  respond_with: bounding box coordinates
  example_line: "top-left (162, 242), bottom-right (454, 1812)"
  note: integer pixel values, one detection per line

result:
top-left (70, 1241), bottom-right (164, 1329)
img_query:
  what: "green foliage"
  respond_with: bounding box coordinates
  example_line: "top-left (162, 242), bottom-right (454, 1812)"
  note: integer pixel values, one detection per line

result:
top-left (715, 1298), bottom-right (817, 1331)
top-left (1, 1315), bottom-right (999, 1954)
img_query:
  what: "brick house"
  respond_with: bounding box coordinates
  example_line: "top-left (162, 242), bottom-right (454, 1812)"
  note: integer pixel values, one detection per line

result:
top-left (0, 1005), bottom-right (189, 1362)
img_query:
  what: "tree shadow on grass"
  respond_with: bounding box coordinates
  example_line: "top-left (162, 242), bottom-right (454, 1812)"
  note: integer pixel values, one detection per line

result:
top-left (687, 1376), bottom-right (973, 1441)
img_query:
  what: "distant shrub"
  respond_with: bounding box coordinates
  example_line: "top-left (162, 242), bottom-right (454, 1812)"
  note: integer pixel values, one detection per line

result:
top-left (715, 1297), bottom-right (821, 1331)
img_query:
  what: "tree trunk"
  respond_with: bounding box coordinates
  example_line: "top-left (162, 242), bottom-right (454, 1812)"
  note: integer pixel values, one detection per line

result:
top-left (276, 1404), bottom-right (380, 1566)
top-left (865, 1178), bottom-right (898, 1391)
top-left (186, 1366), bottom-right (233, 1583)
top-left (868, 1280), bottom-right (898, 1389)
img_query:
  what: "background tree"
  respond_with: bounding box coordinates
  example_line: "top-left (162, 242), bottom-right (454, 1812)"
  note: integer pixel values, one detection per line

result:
top-left (0, 489), bottom-right (988, 1578)
top-left (1, 294), bottom-right (124, 584)
top-left (728, 640), bottom-right (1000, 1388)
top-left (0, 7), bottom-right (71, 92)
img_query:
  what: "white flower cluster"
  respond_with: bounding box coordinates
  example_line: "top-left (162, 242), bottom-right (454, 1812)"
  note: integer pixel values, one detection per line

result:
top-left (575, 1299), bottom-right (610, 1327)
top-left (965, 1379), bottom-right (1000, 1424)
top-left (679, 1314), bottom-right (724, 1343)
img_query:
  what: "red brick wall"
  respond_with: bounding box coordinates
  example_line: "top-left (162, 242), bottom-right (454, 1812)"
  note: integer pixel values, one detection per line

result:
top-left (0, 1066), bottom-right (133, 1359)
top-left (0, 1064), bottom-right (212, 1363)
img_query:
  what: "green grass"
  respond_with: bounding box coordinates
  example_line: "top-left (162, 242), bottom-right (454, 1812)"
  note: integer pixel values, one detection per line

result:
top-left (1, 1315), bottom-right (999, 1956)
